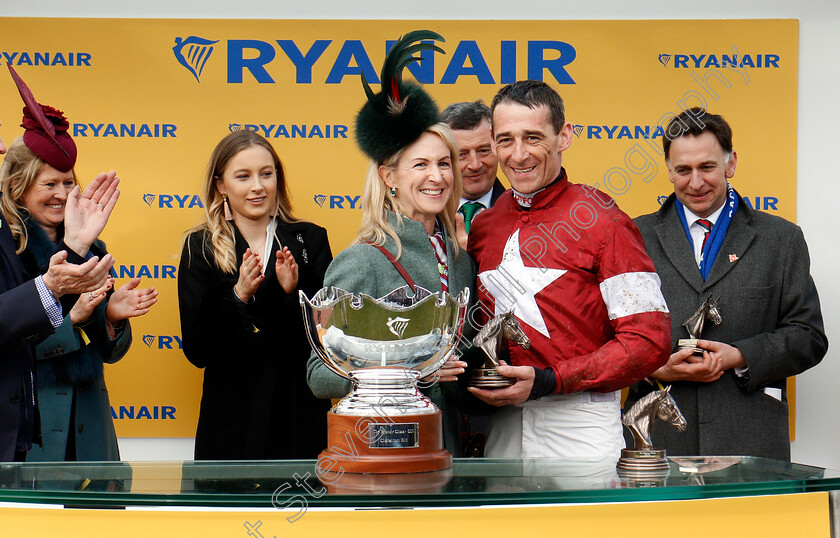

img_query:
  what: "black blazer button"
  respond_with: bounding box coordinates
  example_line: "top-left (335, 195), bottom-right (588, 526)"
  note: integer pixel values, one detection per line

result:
top-left (10, 395), bottom-right (20, 404)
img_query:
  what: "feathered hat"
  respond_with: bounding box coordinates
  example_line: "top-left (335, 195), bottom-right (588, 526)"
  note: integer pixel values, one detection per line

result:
top-left (7, 65), bottom-right (77, 172)
top-left (355, 30), bottom-right (445, 163)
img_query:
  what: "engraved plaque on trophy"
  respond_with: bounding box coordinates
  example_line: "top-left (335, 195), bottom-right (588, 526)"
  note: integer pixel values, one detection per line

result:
top-left (300, 285), bottom-right (469, 474)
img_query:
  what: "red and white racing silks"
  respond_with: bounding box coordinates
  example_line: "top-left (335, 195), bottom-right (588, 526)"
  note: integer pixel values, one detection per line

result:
top-left (468, 170), bottom-right (671, 394)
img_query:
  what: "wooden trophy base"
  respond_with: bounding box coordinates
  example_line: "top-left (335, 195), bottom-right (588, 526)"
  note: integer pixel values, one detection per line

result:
top-left (317, 411), bottom-right (452, 474)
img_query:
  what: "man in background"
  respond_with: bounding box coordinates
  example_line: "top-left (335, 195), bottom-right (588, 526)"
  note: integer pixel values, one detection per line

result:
top-left (442, 100), bottom-right (506, 249)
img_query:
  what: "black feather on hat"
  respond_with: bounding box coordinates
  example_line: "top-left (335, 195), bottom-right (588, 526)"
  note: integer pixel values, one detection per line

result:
top-left (355, 30), bottom-right (445, 163)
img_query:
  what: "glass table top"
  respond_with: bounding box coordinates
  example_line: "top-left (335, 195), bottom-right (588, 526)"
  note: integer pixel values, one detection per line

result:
top-left (0, 456), bottom-right (838, 509)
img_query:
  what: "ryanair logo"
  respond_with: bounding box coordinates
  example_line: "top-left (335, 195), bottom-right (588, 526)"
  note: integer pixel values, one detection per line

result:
top-left (168, 37), bottom-right (578, 85)
top-left (72, 123), bottom-right (176, 138)
top-left (112, 405), bottom-right (176, 420)
top-left (386, 317), bottom-right (410, 339)
top-left (658, 52), bottom-right (780, 69)
top-left (173, 36), bottom-right (219, 82)
top-left (1, 51), bottom-right (92, 67)
top-left (117, 265), bottom-right (177, 279)
top-left (227, 123), bottom-right (348, 139)
top-left (142, 334), bottom-right (183, 349)
top-left (143, 193), bottom-right (203, 209)
top-left (572, 125), bottom-right (665, 140)
top-left (657, 195), bottom-right (779, 211)
top-left (314, 195), bottom-right (361, 209)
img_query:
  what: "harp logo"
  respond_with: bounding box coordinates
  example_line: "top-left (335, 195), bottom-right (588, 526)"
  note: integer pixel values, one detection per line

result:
top-left (657, 195), bottom-right (669, 205)
top-left (572, 125), bottom-right (585, 137)
top-left (386, 317), bottom-right (410, 338)
top-left (143, 194), bottom-right (156, 207)
top-left (173, 36), bottom-right (219, 82)
top-left (313, 195), bottom-right (327, 207)
top-left (658, 53), bottom-right (672, 67)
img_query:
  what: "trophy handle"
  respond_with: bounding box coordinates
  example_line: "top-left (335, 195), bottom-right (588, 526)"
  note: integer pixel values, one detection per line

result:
top-left (299, 291), bottom-right (353, 381)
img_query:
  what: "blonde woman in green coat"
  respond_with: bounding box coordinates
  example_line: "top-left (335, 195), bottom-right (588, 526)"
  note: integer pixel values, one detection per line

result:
top-left (306, 124), bottom-right (476, 456)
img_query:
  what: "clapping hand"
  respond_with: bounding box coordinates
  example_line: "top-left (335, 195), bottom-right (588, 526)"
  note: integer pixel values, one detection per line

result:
top-left (69, 278), bottom-right (113, 325)
top-left (275, 246), bottom-right (298, 294)
top-left (63, 171), bottom-right (120, 256)
top-left (234, 248), bottom-right (264, 303)
top-left (105, 277), bottom-right (158, 324)
top-left (42, 250), bottom-right (115, 299)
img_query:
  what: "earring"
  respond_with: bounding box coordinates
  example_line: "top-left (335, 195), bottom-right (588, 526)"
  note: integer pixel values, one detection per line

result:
top-left (390, 186), bottom-right (397, 196)
top-left (223, 194), bottom-right (234, 221)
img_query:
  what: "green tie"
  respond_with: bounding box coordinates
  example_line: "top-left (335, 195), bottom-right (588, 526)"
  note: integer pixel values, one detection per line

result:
top-left (460, 201), bottom-right (484, 233)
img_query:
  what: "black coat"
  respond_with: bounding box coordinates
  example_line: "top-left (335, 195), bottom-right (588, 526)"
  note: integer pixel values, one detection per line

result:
top-left (178, 221), bottom-right (332, 460)
top-left (0, 209), bottom-right (53, 461)
top-left (626, 194), bottom-right (827, 460)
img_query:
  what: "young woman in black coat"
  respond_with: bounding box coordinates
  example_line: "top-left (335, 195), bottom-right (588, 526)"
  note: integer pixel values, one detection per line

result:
top-left (178, 131), bottom-right (332, 460)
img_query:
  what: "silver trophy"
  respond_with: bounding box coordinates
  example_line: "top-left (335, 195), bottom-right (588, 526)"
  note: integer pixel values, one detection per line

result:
top-left (678, 294), bottom-right (722, 354)
top-left (300, 285), bottom-right (469, 474)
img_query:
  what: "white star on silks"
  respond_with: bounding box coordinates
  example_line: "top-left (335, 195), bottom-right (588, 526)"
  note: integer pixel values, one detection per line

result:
top-left (478, 229), bottom-right (566, 338)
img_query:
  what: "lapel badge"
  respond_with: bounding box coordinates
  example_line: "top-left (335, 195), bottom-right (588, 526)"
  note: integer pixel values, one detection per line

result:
top-left (729, 253), bottom-right (739, 263)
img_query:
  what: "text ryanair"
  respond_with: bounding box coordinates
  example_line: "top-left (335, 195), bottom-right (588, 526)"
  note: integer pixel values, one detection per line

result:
top-left (658, 195), bottom-right (779, 211)
top-left (143, 193), bottom-right (204, 209)
top-left (73, 123), bottom-right (177, 138)
top-left (173, 36), bottom-right (578, 85)
top-left (143, 334), bottom-right (183, 349)
top-left (314, 194), bottom-right (361, 209)
top-left (573, 125), bottom-right (666, 140)
top-left (658, 52), bottom-right (780, 69)
top-left (111, 406), bottom-right (176, 420)
top-left (1, 51), bottom-right (92, 66)
top-left (118, 265), bottom-right (177, 279)
top-left (230, 123), bottom-right (348, 139)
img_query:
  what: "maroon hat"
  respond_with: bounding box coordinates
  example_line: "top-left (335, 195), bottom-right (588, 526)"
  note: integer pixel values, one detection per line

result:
top-left (8, 65), bottom-right (77, 172)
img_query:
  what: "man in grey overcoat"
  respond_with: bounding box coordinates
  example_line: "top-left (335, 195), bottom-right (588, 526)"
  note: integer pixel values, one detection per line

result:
top-left (625, 108), bottom-right (828, 461)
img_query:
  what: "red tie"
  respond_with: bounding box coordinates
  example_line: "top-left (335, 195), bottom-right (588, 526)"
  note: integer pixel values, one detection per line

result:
top-left (697, 219), bottom-right (713, 250)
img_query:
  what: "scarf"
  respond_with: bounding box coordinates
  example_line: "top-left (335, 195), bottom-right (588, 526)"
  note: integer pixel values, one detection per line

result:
top-left (675, 183), bottom-right (738, 280)
top-left (22, 216), bottom-right (105, 385)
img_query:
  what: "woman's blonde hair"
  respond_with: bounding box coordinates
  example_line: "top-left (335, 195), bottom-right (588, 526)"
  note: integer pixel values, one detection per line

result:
top-left (187, 130), bottom-right (297, 273)
top-left (356, 123), bottom-right (462, 260)
top-left (0, 137), bottom-right (77, 253)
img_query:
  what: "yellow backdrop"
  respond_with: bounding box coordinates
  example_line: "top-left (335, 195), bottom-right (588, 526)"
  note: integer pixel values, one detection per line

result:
top-left (0, 18), bottom-right (798, 437)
